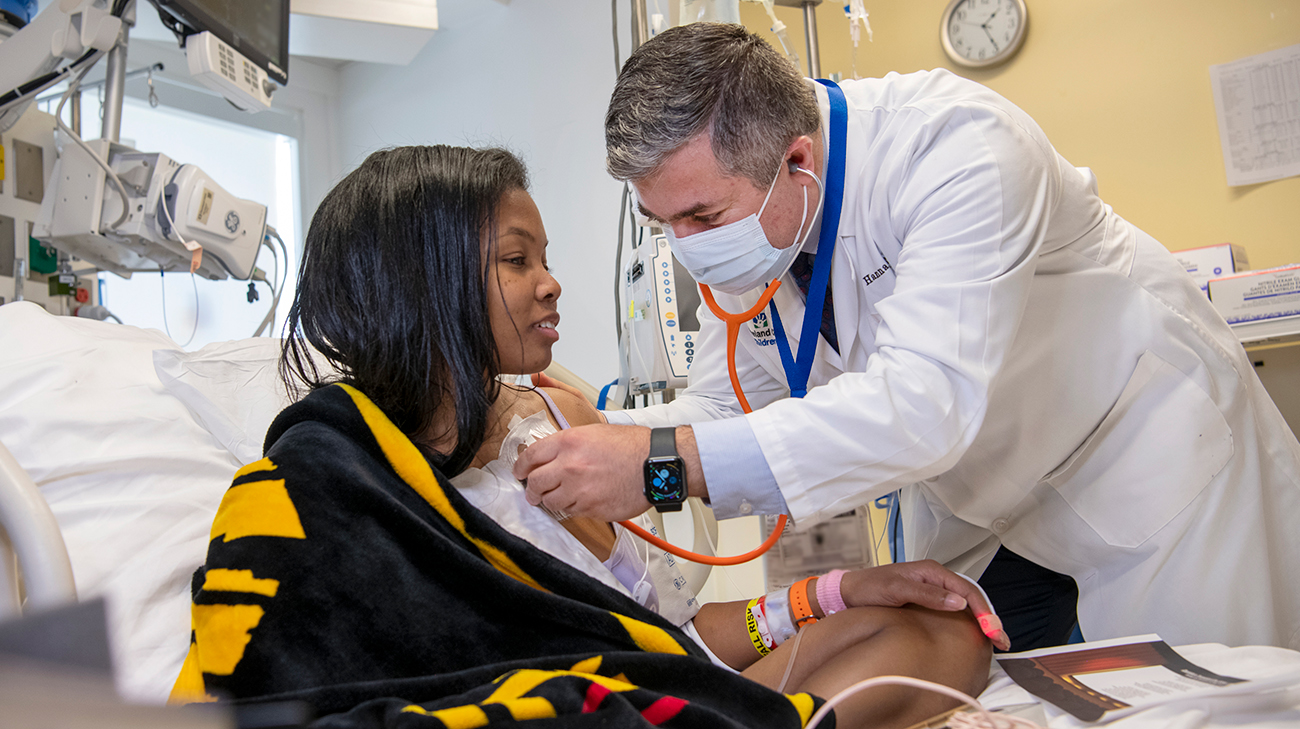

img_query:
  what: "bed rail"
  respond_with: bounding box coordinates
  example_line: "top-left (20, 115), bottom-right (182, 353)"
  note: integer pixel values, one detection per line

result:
top-left (0, 440), bottom-right (76, 619)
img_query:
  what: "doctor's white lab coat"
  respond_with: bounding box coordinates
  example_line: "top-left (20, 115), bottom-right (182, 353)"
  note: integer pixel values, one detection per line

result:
top-left (621, 70), bottom-right (1300, 651)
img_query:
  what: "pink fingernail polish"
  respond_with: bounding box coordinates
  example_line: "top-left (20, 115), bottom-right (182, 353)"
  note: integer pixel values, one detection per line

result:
top-left (976, 613), bottom-right (1003, 641)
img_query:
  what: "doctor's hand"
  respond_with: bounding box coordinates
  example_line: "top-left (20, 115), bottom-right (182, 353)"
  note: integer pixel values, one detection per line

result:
top-left (841, 561), bottom-right (1011, 651)
top-left (515, 424), bottom-right (694, 522)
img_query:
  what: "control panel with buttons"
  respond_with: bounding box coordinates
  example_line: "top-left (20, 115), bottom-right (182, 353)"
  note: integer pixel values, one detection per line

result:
top-left (622, 234), bottom-right (701, 393)
top-left (185, 31), bottom-right (274, 112)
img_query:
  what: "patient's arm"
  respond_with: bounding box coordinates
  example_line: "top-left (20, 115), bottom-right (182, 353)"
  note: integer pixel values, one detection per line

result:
top-left (745, 605), bottom-right (990, 729)
top-left (537, 388), bottom-right (616, 558)
top-left (692, 570), bottom-right (992, 729)
top-left (537, 387), bottom-right (603, 427)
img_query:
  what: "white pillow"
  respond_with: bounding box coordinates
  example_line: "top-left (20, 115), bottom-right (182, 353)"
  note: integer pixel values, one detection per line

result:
top-left (0, 302), bottom-right (240, 704)
top-left (152, 337), bottom-right (343, 467)
top-left (153, 338), bottom-right (297, 466)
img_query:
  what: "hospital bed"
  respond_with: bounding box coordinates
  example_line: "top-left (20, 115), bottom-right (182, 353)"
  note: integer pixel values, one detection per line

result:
top-left (1, 300), bottom-right (1298, 728)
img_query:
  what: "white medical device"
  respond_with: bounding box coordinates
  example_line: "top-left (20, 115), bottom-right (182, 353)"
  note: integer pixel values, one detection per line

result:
top-left (152, 0), bottom-right (290, 95)
top-left (621, 233), bottom-right (701, 394)
top-left (32, 140), bottom-right (267, 280)
top-left (0, 0), bottom-right (283, 316)
top-left (185, 30), bottom-right (274, 111)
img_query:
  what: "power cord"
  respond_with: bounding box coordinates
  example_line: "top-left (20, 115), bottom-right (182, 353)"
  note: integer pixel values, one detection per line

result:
top-left (159, 265), bottom-right (199, 347)
top-left (252, 227), bottom-right (288, 337)
top-left (807, 676), bottom-right (1047, 729)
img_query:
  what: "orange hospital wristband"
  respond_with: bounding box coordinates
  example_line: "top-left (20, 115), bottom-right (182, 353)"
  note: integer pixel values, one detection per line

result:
top-left (790, 577), bottom-right (820, 627)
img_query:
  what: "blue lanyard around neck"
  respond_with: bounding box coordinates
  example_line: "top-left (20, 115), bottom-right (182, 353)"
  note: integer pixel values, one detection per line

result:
top-left (769, 79), bottom-right (848, 399)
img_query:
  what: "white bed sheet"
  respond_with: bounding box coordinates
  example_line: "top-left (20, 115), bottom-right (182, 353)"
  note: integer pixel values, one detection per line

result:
top-left (0, 305), bottom-right (322, 704)
top-left (0, 303), bottom-right (241, 703)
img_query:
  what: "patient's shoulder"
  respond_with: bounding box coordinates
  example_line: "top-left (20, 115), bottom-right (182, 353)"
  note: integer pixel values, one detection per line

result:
top-left (540, 387), bottom-right (603, 428)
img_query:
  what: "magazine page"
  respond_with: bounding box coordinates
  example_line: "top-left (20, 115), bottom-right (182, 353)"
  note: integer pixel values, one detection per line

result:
top-left (996, 635), bottom-right (1251, 722)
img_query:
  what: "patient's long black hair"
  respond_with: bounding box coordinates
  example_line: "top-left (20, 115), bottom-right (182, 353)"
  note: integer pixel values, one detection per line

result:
top-left (281, 145), bottom-right (529, 476)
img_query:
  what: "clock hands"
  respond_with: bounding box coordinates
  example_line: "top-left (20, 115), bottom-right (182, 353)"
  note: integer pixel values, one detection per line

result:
top-left (979, 7), bottom-right (1006, 53)
top-left (983, 25), bottom-right (1000, 52)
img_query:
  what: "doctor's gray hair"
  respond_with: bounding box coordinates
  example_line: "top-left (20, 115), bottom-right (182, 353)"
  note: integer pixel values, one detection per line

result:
top-left (605, 22), bottom-right (820, 188)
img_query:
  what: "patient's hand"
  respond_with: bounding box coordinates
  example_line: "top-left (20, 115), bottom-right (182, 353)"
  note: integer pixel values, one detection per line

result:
top-left (842, 561), bottom-right (1011, 651)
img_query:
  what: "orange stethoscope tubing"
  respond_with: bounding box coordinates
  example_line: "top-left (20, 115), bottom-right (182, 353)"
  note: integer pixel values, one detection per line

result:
top-left (616, 280), bottom-right (791, 565)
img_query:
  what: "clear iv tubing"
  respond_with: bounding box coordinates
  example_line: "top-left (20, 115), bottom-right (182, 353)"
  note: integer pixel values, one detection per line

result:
top-left (615, 279), bottom-right (791, 566)
top-left (807, 676), bottom-right (1047, 729)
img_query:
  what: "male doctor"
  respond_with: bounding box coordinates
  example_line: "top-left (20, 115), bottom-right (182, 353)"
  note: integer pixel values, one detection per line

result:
top-left (516, 23), bottom-right (1300, 651)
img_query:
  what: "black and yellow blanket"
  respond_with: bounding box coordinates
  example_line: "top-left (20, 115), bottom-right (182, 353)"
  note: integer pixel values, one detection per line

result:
top-left (172, 383), bottom-right (827, 728)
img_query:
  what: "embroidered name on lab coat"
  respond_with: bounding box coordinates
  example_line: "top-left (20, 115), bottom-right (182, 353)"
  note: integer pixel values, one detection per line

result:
top-left (863, 260), bottom-right (892, 286)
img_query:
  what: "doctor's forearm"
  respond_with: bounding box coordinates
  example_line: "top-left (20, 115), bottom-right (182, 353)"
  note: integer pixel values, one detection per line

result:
top-left (610, 392), bottom-right (741, 429)
top-left (677, 425), bottom-right (709, 500)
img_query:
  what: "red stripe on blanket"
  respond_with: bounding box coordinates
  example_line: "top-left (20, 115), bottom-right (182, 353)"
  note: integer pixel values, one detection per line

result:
top-left (582, 682), bottom-right (611, 713)
top-left (641, 696), bottom-right (688, 724)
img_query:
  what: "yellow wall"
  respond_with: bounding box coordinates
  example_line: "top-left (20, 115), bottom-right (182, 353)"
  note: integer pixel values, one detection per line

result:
top-left (740, 1), bottom-right (1300, 268)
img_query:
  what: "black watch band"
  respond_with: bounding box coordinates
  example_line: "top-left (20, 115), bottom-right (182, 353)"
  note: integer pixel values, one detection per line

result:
top-left (644, 427), bottom-right (686, 512)
top-left (649, 427), bottom-right (677, 459)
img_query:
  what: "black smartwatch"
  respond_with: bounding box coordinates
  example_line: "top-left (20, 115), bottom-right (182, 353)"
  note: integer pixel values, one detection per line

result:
top-left (644, 427), bottom-right (687, 512)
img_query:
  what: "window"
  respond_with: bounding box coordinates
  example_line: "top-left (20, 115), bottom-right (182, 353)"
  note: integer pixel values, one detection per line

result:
top-left (98, 96), bottom-right (300, 348)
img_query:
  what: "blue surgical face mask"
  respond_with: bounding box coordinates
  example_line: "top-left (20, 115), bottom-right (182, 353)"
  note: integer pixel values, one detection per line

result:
top-left (662, 160), bottom-right (824, 295)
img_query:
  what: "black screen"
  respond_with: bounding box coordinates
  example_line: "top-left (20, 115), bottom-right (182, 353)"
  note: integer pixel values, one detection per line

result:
top-left (153, 0), bottom-right (290, 84)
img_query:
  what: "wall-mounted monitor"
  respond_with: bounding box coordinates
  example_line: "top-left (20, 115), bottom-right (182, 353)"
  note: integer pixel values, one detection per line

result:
top-left (150, 0), bottom-right (289, 85)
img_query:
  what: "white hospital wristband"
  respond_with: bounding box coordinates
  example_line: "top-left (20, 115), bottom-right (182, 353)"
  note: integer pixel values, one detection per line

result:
top-left (762, 587), bottom-right (798, 645)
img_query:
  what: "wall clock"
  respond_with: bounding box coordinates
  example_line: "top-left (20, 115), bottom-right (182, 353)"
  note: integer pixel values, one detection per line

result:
top-left (941, 0), bottom-right (1028, 69)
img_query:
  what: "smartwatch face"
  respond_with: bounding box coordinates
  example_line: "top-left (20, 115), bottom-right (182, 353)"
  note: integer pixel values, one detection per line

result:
top-left (645, 458), bottom-right (686, 504)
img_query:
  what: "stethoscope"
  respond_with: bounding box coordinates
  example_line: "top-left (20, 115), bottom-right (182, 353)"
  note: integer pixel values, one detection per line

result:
top-left (618, 79), bottom-right (849, 565)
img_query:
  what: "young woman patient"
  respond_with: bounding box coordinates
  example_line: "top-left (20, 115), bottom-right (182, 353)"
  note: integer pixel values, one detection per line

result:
top-left (172, 145), bottom-right (996, 729)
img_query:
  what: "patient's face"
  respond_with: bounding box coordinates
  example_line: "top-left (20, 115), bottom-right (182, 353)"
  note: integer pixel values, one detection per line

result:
top-left (486, 189), bottom-right (561, 375)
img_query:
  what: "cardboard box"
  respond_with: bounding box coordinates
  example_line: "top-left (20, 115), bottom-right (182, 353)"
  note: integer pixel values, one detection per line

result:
top-left (1174, 243), bottom-right (1249, 294)
top-left (1208, 264), bottom-right (1300, 325)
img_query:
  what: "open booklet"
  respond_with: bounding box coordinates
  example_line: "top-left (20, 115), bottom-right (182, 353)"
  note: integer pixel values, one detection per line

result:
top-left (996, 634), bottom-right (1300, 722)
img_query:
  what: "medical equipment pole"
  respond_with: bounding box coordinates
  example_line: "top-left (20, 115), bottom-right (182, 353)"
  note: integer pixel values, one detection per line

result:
top-left (631, 0), bottom-right (650, 50)
top-left (70, 88), bottom-right (81, 136)
top-left (100, 25), bottom-right (128, 142)
top-left (802, 2), bottom-right (820, 77)
top-left (774, 0), bottom-right (823, 79)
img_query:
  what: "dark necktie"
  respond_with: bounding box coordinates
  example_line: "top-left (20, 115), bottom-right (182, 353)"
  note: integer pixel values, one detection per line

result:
top-left (787, 251), bottom-right (839, 354)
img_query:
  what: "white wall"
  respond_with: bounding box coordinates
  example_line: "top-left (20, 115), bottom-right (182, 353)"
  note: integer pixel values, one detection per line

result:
top-left (335, 0), bottom-right (629, 388)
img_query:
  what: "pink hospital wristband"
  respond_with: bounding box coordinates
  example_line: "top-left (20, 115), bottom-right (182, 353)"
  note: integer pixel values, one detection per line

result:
top-left (816, 569), bottom-right (848, 616)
